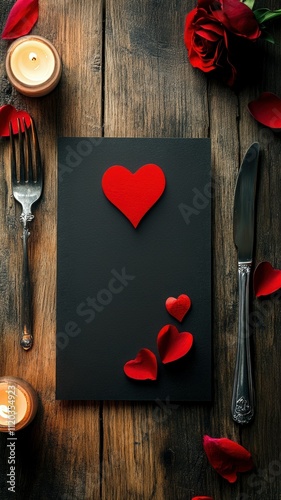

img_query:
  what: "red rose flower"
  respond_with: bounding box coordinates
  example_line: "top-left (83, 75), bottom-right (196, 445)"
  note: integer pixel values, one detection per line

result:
top-left (184, 0), bottom-right (261, 86)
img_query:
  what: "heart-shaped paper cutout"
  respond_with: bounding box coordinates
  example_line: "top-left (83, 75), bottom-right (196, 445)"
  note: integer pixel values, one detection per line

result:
top-left (165, 294), bottom-right (191, 322)
top-left (248, 92), bottom-right (281, 131)
top-left (102, 164), bottom-right (166, 228)
top-left (157, 324), bottom-right (193, 364)
top-left (0, 105), bottom-right (31, 137)
top-left (124, 348), bottom-right (157, 380)
top-left (254, 261), bottom-right (281, 297)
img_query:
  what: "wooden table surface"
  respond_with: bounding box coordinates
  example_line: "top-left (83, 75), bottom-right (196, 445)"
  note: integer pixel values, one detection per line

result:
top-left (1, 1), bottom-right (281, 499)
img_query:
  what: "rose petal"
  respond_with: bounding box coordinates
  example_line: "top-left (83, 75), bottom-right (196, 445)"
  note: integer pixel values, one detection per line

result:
top-left (213, 0), bottom-right (261, 40)
top-left (254, 261), bottom-right (281, 297)
top-left (157, 325), bottom-right (193, 364)
top-left (203, 435), bottom-right (254, 483)
top-left (184, 9), bottom-right (217, 68)
top-left (196, 29), bottom-right (221, 42)
top-left (2, 0), bottom-right (39, 40)
top-left (165, 294), bottom-right (192, 322)
top-left (192, 497), bottom-right (214, 500)
top-left (124, 348), bottom-right (157, 381)
top-left (248, 92), bottom-right (281, 130)
top-left (0, 105), bottom-right (31, 137)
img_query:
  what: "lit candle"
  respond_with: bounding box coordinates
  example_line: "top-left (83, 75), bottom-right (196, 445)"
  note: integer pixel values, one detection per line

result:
top-left (5, 35), bottom-right (62, 97)
top-left (0, 376), bottom-right (38, 432)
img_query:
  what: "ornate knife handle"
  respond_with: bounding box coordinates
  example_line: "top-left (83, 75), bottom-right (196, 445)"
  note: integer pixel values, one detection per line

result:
top-left (20, 212), bottom-right (34, 351)
top-left (231, 263), bottom-right (254, 424)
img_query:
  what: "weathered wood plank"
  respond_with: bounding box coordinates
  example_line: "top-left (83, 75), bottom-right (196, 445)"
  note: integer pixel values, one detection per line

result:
top-left (0, 1), bottom-right (103, 499)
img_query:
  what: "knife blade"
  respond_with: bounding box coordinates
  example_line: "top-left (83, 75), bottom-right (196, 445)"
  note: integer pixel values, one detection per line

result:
top-left (231, 142), bottom-right (260, 425)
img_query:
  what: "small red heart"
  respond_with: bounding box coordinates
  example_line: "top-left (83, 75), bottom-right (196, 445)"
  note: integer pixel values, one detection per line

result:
top-left (0, 105), bottom-right (31, 137)
top-left (157, 324), bottom-right (193, 364)
top-left (254, 261), bottom-right (281, 297)
top-left (102, 164), bottom-right (166, 228)
top-left (165, 294), bottom-right (191, 322)
top-left (124, 348), bottom-right (157, 380)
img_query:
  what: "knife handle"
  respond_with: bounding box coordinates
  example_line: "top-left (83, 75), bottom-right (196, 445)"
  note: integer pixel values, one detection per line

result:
top-left (231, 263), bottom-right (254, 424)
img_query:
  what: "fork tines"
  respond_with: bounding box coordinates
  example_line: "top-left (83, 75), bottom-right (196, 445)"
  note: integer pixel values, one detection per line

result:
top-left (9, 117), bottom-right (42, 185)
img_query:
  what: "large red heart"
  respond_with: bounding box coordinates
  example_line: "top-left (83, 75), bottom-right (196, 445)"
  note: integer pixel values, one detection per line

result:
top-left (165, 294), bottom-right (191, 322)
top-left (157, 324), bottom-right (193, 364)
top-left (0, 105), bottom-right (31, 137)
top-left (123, 348), bottom-right (157, 380)
top-left (102, 164), bottom-right (166, 228)
top-left (254, 261), bottom-right (281, 297)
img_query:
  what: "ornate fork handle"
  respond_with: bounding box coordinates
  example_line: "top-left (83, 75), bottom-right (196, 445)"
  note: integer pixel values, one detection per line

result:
top-left (231, 263), bottom-right (255, 424)
top-left (20, 213), bottom-right (34, 227)
top-left (20, 212), bottom-right (34, 351)
top-left (10, 117), bottom-right (43, 351)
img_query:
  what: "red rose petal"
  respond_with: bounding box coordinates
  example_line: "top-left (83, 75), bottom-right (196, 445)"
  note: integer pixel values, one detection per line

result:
top-left (157, 324), bottom-right (193, 364)
top-left (0, 105), bottom-right (31, 137)
top-left (184, 9), bottom-right (218, 73)
top-left (2, 0), bottom-right (39, 40)
top-left (248, 92), bottom-right (281, 130)
top-left (165, 294), bottom-right (191, 322)
top-left (203, 435), bottom-right (254, 483)
top-left (214, 0), bottom-right (261, 40)
top-left (124, 348), bottom-right (157, 381)
top-left (192, 497), bottom-right (214, 500)
top-left (254, 261), bottom-right (281, 297)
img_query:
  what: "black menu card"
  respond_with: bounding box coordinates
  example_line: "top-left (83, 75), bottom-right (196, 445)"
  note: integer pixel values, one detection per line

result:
top-left (56, 138), bottom-right (212, 401)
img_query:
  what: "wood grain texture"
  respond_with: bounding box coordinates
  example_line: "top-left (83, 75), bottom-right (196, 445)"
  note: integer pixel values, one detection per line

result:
top-left (0, 1), bottom-right (103, 499)
top-left (1, 0), bottom-right (281, 498)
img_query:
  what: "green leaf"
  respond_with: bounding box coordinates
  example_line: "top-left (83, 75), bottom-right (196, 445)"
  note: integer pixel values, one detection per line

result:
top-left (240, 0), bottom-right (255, 9)
top-left (254, 8), bottom-right (281, 24)
top-left (261, 30), bottom-right (275, 44)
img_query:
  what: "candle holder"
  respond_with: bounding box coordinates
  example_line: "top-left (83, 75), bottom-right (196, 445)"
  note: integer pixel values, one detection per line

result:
top-left (5, 35), bottom-right (62, 97)
top-left (0, 376), bottom-right (38, 432)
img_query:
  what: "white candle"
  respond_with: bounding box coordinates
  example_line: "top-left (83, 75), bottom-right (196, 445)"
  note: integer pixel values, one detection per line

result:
top-left (6, 36), bottom-right (62, 97)
top-left (0, 377), bottom-right (38, 432)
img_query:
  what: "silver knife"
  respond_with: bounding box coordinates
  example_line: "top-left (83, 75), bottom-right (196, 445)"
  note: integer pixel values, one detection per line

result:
top-left (231, 142), bottom-right (260, 425)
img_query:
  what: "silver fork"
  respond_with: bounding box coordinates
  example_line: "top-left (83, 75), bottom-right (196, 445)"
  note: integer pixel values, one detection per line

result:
top-left (10, 117), bottom-right (43, 351)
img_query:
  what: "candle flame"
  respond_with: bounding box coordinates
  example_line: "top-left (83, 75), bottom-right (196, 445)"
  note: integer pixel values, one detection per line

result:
top-left (0, 404), bottom-right (10, 419)
top-left (29, 52), bottom-right (37, 62)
